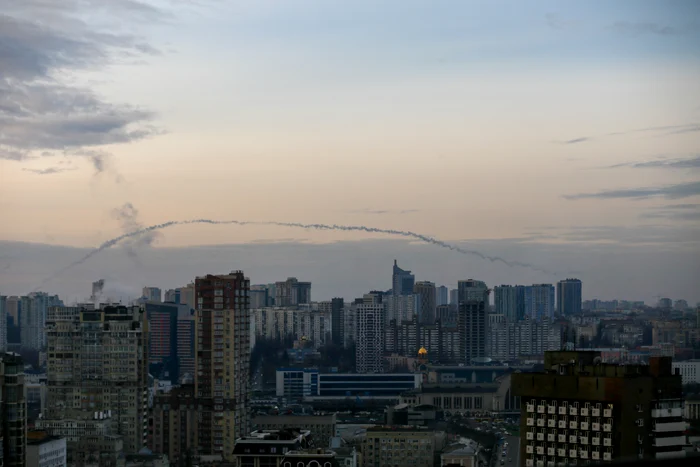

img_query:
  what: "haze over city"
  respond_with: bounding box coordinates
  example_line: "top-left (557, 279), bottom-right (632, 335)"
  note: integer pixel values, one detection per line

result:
top-left (1, 0), bottom-right (699, 304)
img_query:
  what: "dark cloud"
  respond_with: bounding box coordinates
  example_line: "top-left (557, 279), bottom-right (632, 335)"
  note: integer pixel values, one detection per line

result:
top-left (641, 203), bottom-right (700, 222)
top-left (22, 166), bottom-right (77, 175)
top-left (607, 155), bottom-right (700, 170)
top-left (563, 137), bottom-right (590, 144)
top-left (610, 21), bottom-right (699, 36)
top-left (564, 181), bottom-right (700, 200)
top-left (0, 1), bottom-right (167, 168)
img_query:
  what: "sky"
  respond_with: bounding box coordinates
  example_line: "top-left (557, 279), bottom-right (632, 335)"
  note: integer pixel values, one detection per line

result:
top-left (0, 0), bottom-right (699, 305)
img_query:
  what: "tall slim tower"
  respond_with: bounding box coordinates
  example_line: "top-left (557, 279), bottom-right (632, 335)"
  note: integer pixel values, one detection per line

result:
top-left (457, 280), bottom-right (489, 364)
top-left (194, 271), bottom-right (251, 461)
top-left (392, 260), bottom-right (415, 296)
top-left (414, 281), bottom-right (437, 324)
top-left (0, 352), bottom-right (26, 467)
top-left (557, 278), bottom-right (582, 315)
top-left (355, 303), bottom-right (385, 373)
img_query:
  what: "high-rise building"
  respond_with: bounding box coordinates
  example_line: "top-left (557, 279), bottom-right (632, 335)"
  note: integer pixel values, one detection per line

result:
top-left (457, 279), bottom-right (489, 304)
top-left (436, 286), bottom-right (448, 307)
top-left (322, 298), bottom-right (344, 346)
top-left (194, 271), bottom-right (251, 460)
top-left (20, 292), bottom-right (62, 351)
top-left (142, 287), bottom-right (162, 303)
top-left (41, 305), bottom-right (148, 457)
top-left (1, 352), bottom-right (27, 467)
top-left (146, 302), bottom-right (194, 383)
top-left (458, 300), bottom-right (488, 364)
top-left (514, 351), bottom-right (687, 464)
top-left (275, 278), bottom-right (311, 306)
top-left (556, 279), bottom-right (582, 315)
top-left (249, 285), bottom-right (271, 309)
top-left (385, 293), bottom-right (419, 323)
top-left (525, 284), bottom-right (555, 321)
top-left (449, 289), bottom-right (459, 306)
top-left (392, 260), bottom-right (415, 296)
top-left (3, 296), bottom-right (20, 346)
top-left (488, 317), bottom-right (562, 361)
top-left (414, 281), bottom-right (436, 324)
top-left (494, 285), bottom-right (526, 322)
top-left (355, 303), bottom-right (385, 373)
top-left (0, 296), bottom-right (7, 352)
top-left (150, 384), bottom-right (198, 464)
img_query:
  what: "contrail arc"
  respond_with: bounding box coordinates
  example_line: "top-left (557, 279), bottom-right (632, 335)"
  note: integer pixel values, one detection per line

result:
top-left (34, 218), bottom-right (558, 291)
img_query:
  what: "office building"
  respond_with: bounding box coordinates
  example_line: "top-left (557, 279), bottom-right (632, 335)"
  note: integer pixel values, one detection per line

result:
top-left (355, 303), bottom-right (385, 374)
top-left (362, 427), bottom-right (445, 467)
top-left (414, 281), bottom-right (437, 324)
top-left (557, 279), bottom-right (582, 315)
top-left (671, 360), bottom-right (700, 385)
top-left (392, 260), bottom-right (415, 296)
top-left (513, 351), bottom-right (687, 465)
top-left (41, 305), bottom-right (148, 457)
top-left (1, 352), bottom-right (26, 467)
top-left (26, 434), bottom-right (66, 467)
top-left (524, 284), bottom-right (555, 321)
top-left (494, 285), bottom-right (526, 322)
top-left (275, 278), bottom-right (311, 306)
top-left (194, 271), bottom-right (251, 460)
top-left (150, 385), bottom-right (197, 465)
top-left (253, 414), bottom-right (336, 448)
top-left (436, 286), bottom-right (449, 306)
top-left (142, 287), bottom-right (162, 303)
top-left (275, 368), bottom-right (319, 399)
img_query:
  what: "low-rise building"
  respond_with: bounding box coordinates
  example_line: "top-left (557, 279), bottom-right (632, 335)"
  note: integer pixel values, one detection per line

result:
top-left (26, 434), bottom-right (67, 467)
top-left (441, 443), bottom-right (477, 467)
top-left (672, 360), bottom-right (700, 385)
top-left (232, 429), bottom-right (313, 467)
top-left (280, 449), bottom-right (340, 467)
top-left (361, 426), bottom-right (446, 467)
top-left (252, 414), bottom-right (336, 448)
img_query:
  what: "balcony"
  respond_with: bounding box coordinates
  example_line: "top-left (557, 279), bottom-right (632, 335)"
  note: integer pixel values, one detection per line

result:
top-left (651, 408), bottom-right (683, 418)
top-left (526, 460), bottom-right (534, 467)
top-left (537, 447), bottom-right (545, 455)
top-left (580, 422), bottom-right (589, 430)
top-left (580, 408), bottom-right (589, 416)
top-left (604, 438), bottom-right (612, 447)
top-left (569, 450), bottom-right (577, 458)
top-left (592, 452), bottom-right (600, 460)
top-left (655, 451), bottom-right (686, 460)
top-left (536, 461), bottom-right (545, 467)
top-left (603, 424), bottom-right (612, 432)
top-left (527, 432), bottom-right (535, 440)
top-left (559, 435), bottom-right (567, 443)
top-left (592, 408), bottom-right (600, 417)
top-left (570, 407), bottom-right (578, 416)
top-left (548, 447), bottom-right (556, 456)
top-left (603, 452), bottom-right (612, 461)
top-left (527, 446), bottom-right (534, 454)
top-left (559, 406), bottom-right (567, 415)
top-left (580, 436), bottom-right (589, 445)
top-left (527, 404), bottom-right (535, 413)
top-left (548, 420), bottom-right (556, 428)
top-left (592, 437), bottom-right (600, 446)
top-left (559, 420), bottom-right (567, 429)
top-left (653, 421), bottom-right (687, 433)
top-left (558, 449), bottom-right (567, 457)
top-left (548, 405), bottom-right (556, 414)
top-left (537, 433), bottom-right (545, 441)
top-left (580, 451), bottom-right (589, 459)
top-left (569, 435), bottom-right (578, 444)
top-left (604, 409), bottom-right (613, 418)
top-left (538, 405), bottom-right (546, 414)
top-left (527, 418), bottom-right (535, 426)
top-left (548, 434), bottom-right (555, 442)
top-left (592, 423), bottom-right (600, 431)
top-left (570, 421), bottom-right (578, 429)
top-left (653, 436), bottom-right (686, 447)
top-left (537, 419), bottom-right (546, 427)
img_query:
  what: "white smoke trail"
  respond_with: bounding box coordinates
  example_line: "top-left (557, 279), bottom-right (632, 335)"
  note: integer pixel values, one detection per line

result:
top-left (33, 218), bottom-right (559, 290)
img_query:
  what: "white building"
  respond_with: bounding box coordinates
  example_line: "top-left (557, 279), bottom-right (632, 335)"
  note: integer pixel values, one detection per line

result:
top-left (26, 436), bottom-right (67, 467)
top-left (252, 307), bottom-right (330, 349)
top-left (672, 360), bottom-right (700, 385)
top-left (142, 287), bottom-right (162, 302)
top-left (488, 318), bottom-right (561, 361)
top-left (385, 294), bottom-right (419, 323)
top-left (355, 304), bottom-right (385, 373)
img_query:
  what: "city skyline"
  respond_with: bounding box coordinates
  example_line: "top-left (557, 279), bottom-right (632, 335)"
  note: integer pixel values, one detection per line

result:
top-left (1, 1), bottom-right (699, 307)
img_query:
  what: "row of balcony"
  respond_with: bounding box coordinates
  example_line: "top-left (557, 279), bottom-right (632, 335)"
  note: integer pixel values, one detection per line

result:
top-left (527, 401), bottom-right (613, 417)
top-left (524, 451), bottom-right (612, 466)
top-left (526, 433), bottom-right (613, 446)
top-left (527, 418), bottom-right (612, 432)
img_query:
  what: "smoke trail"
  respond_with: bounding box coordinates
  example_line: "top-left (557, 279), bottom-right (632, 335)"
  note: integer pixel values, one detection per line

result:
top-left (34, 218), bottom-right (558, 290)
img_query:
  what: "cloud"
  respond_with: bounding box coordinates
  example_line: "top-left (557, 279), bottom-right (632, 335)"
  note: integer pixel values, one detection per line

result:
top-left (348, 208), bottom-right (421, 215)
top-left (564, 181), bottom-right (700, 200)
top-left (610, 21), bottom-right (699, 36)
top-left (0, 0), bottom-right (168, 170)
top-left (641, 203), bottom-right (700, 222)
top-left (607, 155), bottom-right (700, 170)
top-left (558, 123), bottom-right (699, 145)
top-left (22, 166), bottom-right (77, 175)
top-left (111, 203), bottom-right (162, 261)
